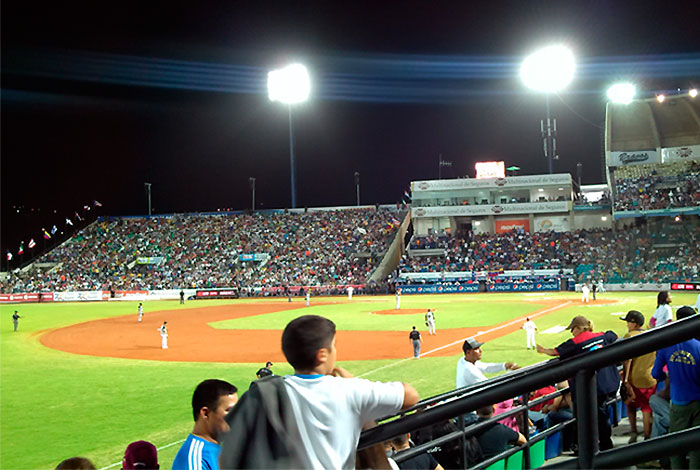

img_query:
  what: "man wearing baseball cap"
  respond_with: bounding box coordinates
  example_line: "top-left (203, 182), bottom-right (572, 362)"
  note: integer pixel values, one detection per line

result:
top-left (620, 310), bottom-right (656, 443)
top-left (122, 440), bottom-right (159, 470)
top-left (456, 337), bottom-right (519, 389)
top-left (537, 315), bottom-right (620, 450)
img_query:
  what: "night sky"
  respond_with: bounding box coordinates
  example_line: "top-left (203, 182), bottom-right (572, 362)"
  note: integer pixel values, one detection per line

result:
top-left (2, 1), bottom-right (700, 253)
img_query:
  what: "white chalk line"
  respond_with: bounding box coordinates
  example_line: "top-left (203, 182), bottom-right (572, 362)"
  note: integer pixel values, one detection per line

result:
top-left (357, 300), bottom-right (572, 378)
top-left (98, 438), bottom-right (185, 470)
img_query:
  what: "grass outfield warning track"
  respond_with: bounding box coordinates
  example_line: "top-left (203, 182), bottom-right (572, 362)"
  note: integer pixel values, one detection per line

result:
top-left (1, 291), bottom-right (697, 469)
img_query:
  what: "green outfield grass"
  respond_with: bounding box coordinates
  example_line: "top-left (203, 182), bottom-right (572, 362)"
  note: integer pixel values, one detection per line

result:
top-left (1, 291), bottom-right (697, 469)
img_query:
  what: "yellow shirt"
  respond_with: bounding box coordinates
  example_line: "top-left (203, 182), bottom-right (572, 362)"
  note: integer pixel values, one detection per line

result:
top-left (624, 329), bottom-right (656, 389)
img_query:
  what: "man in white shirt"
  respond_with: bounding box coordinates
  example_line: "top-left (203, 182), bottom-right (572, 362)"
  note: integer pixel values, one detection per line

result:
top-left (456, 338), bottom-right (519, 389)
top-left (282, 315), bottom-right (419, 469)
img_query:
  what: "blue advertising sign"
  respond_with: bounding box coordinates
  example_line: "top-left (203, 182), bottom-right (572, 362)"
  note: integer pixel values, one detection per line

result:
top-left (400, 284), bottom-right (480, 294)
top-left (487, 281), bottom-right (559, 292)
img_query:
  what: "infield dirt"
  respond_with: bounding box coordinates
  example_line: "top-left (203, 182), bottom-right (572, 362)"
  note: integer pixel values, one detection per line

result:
top-left (40, 299), bottom-right (615, 363)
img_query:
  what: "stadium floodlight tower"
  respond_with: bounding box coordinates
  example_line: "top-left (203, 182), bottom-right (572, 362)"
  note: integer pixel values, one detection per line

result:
top-left (606, 83), bottom-right (636, 104)
top-left (520, 45), bottom-right (575, 174)
top-left (268, 63), bottom-right (311, 209)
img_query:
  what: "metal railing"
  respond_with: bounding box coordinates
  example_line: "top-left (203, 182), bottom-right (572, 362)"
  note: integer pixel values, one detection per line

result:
top-left (359, 315), bottom-right (700, 469)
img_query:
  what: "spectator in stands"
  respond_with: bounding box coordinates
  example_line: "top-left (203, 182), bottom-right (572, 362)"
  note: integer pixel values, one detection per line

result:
top-left (456, 338), bottom-right (519, 389)
top-left (390, 433), bottom-right (444, 470)
top-left (122, 440), bottom-right (159, 469)
top-left (474, 405), bottom-right (526, 461)
top-left (172, 379), bottom-right (239, 470)
top-left (224, 315), bottom-right (419, 469)
top-left (652, 306), bottom-right (700, 469)
top-left (620, 310), bottom-right (656, 442)
top-left (650, 291), bottom-right (673, 328)
top-left (56, 457), bottom-right (96, 470)
top-left (537, 315), bottom-right (620, 451)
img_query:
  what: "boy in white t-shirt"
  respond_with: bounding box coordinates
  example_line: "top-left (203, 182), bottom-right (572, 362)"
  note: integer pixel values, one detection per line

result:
top-left (281, 315), bottom-right (419, 469)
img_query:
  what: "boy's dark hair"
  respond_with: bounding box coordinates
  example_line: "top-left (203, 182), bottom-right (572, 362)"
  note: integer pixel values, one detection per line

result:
top-left (282, 315), bottom-right (336, 370)
top-left (677, 305), bottom-right (696, 320)
top-left (191, 379), bottom-right (238, 421)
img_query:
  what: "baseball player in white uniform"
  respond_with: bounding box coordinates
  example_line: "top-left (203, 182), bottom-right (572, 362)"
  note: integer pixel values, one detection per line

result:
top-left (305, 291), bottom-right (310, 307)
top-left (137, 303), bottom-right (144, 322)
top-left (347, 286), bottom-right (354, 300)
top-left (425, 309), bottom-right (436, 335)
top-left (522, 317), bottom-right (538, 349)
top-left (581, 283), bottom-right (590, 303)
top-left (158, 321), bottom-right (168, 349)
top-left (395, 288), bottom-right (401, 310)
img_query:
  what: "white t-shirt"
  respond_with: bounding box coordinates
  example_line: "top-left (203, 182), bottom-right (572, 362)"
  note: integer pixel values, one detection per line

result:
top-left (284, 375), bottom-right (405, 469)
top-left (456, 357), bottom-right (506, 388)
top-left (651, 304), bottom-right (673, 328)
top-left (523, 320), bottom-right (537, 332)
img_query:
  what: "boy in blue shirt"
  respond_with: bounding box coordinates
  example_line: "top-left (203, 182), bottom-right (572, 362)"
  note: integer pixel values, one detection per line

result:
top-left (172, 379), bottom-right (238, 470)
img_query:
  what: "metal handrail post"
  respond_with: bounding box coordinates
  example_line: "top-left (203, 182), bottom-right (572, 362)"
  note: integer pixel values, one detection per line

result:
top-left (575, 369), bottom-right (598, 469)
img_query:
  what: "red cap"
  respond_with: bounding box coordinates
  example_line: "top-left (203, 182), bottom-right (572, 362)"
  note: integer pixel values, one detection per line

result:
top-left (123, 441), bottom-right (158, 470)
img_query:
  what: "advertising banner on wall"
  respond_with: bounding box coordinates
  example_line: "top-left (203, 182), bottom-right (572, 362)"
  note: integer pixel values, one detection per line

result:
top-left (607, 150), bottom-right (659, 167)
top-left (399, 284), bottom-right (480, 294)
top-left (533, 215), bottom-right (572, 232)
top-left (495, 219), bottom-right (530, 233)
top-left (412, 201), bottom-right (570, 218)
top-left (196, 289), bottom-right (239, 299)
top-left (0, 293), bottom-right (41, 303)
top-left (670, 282), bottom-right (700, 291)
top-left (412, 174), bottom-right (571, 192)
top-left (487, 281), bottom-right (559, 292)
top-left (662, 145), bottom-right (700, 163)
top-left (54, 291), bottom-right (106, 302)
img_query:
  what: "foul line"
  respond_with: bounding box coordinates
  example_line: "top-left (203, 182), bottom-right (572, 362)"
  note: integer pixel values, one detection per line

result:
top-left (357, 300), bottom-right (572, 379)
top-left (99, 439), bottom-right (185, 470)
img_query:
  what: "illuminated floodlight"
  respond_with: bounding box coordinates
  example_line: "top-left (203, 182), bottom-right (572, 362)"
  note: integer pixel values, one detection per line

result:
top-left (690, 88), bottom-right (698, 98)
top-left (520, 45), bottom-right (576, 93)
top-left (267, 64), bottom-right (310, 104)
top-left (606, 83), bottom-right (636, 104)
top-left (657, 94), bottom-right (666, 103)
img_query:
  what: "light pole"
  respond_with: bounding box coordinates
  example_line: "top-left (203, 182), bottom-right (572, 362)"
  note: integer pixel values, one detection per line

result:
top-left (144, 182), bottom-right (152, 216)
top-left (521, 45), bottom-right (575, 174)
top-left (354, 172), bottom-right (360, 206)
top-left (268, 64), bottom-right (310, 209)
top-left (249, 177), bottom-right (256, 212)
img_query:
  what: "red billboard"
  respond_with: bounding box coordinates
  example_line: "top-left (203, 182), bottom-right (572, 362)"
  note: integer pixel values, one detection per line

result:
top-left (495, 219), bottom-right (530, 234)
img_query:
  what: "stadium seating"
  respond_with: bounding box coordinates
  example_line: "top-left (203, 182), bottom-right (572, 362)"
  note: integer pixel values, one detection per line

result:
top-left (0, 208), bottom-right (400, 293)
top-left (401, 226), bottom-right (700, 283)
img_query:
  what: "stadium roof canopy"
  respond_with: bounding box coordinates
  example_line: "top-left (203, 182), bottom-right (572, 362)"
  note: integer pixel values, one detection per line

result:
top-left (606, 95), bottom-right (700, 153)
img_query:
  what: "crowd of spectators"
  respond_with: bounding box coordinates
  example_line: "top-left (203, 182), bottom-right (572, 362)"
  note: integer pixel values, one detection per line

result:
top-left (1, 208), bottom-right (399, 293)
top-left (401, 226), bottom-right (700, 283)
top-left (613, 160), bottom-right (700, 212)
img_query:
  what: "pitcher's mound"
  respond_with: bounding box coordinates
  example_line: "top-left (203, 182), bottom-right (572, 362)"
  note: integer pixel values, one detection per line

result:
top-left (374, 308), bottom-right (425, 315)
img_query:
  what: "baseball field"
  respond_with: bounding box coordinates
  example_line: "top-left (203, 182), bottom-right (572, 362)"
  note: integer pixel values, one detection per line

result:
top-left (1, 291), bottom-right (697, 469)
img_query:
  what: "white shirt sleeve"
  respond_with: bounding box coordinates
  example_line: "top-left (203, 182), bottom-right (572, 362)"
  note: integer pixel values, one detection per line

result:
top-left (456, 358), bottom-right (504, 388)
top-left (350, 378), bottom-right (405, 425)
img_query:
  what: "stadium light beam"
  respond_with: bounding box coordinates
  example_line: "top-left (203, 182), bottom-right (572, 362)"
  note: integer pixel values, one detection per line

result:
top-left (268, 64), bottom-right (311, 209)
top-left (657, 94), bottom-right (666, 103)
top-left (690, 88), bottom-right (698, 98)
top-left (521, 45), bottom-right (575, 175)
top-left (606, 83), bottom-right (636, 104)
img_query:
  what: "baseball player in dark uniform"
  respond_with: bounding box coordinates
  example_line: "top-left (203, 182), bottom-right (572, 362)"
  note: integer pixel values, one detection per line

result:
top-left (409, 326), bottom-right (422, 358)
top-left (256, 361), bottom-right (274, 379)
top-left (12, 310), bottom-right (21, 332)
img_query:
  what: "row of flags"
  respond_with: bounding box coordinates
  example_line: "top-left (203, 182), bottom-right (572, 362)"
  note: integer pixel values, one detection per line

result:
top-left (6, 200), bottom-right (102, 262)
